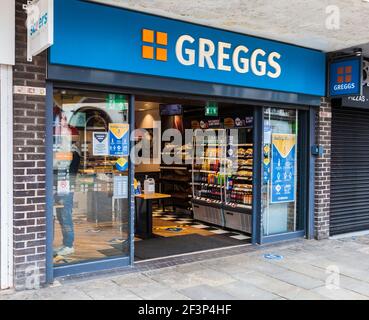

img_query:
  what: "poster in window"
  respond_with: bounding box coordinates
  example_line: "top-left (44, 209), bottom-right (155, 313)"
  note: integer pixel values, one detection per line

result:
top-left (271, 133), bottom-right (296, 203)
top-left (109, 123), bottom-right (130, 156)
top-left (93, 132), bottom-right (109, 156)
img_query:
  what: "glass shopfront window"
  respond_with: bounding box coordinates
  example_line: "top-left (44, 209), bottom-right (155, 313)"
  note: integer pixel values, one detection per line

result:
top-left (262, 108), bottom-right (303, 236)
top-left (53, 89), bottom-right (130, 265)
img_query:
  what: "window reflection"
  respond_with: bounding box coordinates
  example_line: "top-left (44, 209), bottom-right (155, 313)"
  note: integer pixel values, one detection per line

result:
top-left (53, 90), bottom-right (130, 265)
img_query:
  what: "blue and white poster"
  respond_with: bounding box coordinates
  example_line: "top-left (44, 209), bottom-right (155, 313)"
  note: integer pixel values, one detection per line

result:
top-left (271, 133), bottom-right (296, 203)
top-left (93, 132), bottom-right (109, 156)
top-left (109, 123), bottom-right (130, 156)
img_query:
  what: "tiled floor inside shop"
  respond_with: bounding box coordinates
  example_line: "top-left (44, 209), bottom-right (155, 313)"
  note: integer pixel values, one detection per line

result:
top-left (135, 209), bottom-right (251, 261)
top-left (53, 207), bottom-right (251, 264)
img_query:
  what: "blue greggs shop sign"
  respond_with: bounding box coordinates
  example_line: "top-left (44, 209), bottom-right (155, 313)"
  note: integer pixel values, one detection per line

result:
top-left (50, 0), bottom-right (326, 96)
top-left (329, 56), bottom-right (362, 97)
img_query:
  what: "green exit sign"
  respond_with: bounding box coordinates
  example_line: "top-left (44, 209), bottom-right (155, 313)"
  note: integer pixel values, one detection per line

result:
top-left (106, 94), bottom-right (128, 111)
top-left (205, 102), bottom-right (218, 116)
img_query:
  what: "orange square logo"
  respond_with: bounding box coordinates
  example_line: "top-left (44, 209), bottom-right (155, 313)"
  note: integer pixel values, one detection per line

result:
top-left (345, 66), bottom-right (352, 73)
top-left (156, 48), bottom-right (167, 61)
top-left (337, 76), bottom-right (344, 83)
top-left (142, 45), bottom-right (154, 59)
top-left (337, 67), bottom-right (344, 75)
top-left (142, 29), bottom-right (154, 43)
top-left (345, 75), bottom-right (352, 82)
top-left (156, 32), bottom-right (168, 46)
top-left (141, 29), bottom-right (168, 62)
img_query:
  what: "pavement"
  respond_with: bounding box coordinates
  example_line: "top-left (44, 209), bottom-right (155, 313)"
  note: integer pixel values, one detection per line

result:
top-left (2, 235), bottom-right (369, 300)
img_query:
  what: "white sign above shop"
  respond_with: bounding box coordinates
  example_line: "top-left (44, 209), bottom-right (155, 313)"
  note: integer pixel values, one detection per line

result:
top-left (25, 0), bottom-right (54, 61)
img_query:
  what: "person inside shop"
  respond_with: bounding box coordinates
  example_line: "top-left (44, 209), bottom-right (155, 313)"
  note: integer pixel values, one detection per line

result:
top-left (54, 123), bottom-right (82, 257)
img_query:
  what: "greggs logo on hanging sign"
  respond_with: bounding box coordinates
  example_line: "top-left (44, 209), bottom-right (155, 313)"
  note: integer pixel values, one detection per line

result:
top-left (329, 56), bottom-right (362, 97)
top-left (50, 0), bottom-right (326, 96)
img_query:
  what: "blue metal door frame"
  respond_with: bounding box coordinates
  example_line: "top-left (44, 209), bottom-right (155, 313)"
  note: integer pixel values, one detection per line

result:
top-left (252, 107), bottom-right (263, 245)
top-left (45, 82), bottom-right (135, 282)
top-left (258, 106), bottom-right (315, 245)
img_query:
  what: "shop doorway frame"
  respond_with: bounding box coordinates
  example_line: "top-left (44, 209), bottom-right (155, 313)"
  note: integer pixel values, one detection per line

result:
top-left (46, 83), bottom-right (136, 281)
top-left (258, 106), bottom-right (315, 244)
top-left (45, 65), bottom-right (319, 282)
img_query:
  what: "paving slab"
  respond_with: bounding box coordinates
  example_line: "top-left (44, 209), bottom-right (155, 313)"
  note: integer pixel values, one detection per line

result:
top-left (112, 273), bottom-right (158, 289)
top-left (178, 268), bottom-right (236, 287)
top-left (216, 280), bottom-right (280, 300)
top-left (115, 278), bottom-right (172, 299)
top-left (179, 284), bottom-right (236, 300)
top-left (144, 269), bottom-right (208, 290)
top-left (77, 280), bottom-right (141, 300)
top-left (269, 261), bottom-right (327, 282)
top-left (268, 270), bottom-right (325, 290)
top-left (335, 275), bottom-right (369, 298)
top-left (312, 286), bottom-right (369, 300)
top-left (231, 270), bottom-right (326, 300)
top-left (0, 290), bottom-right (41, 301)
top-left (33, 286), bottom-right (92, 300)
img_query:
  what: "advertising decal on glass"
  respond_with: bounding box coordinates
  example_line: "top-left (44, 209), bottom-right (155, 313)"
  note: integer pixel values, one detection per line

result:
top-left (92, 132), bottom-right (109, 156)
top-left (263, 125), bottom-right (272, 184)
top-left (115, 158), bottom-right (129, 172)
top-left (57, 179), bottom-right (70, 195)
top-left (109, 123), bottom-right (130, 156)
top-left (113, 175), bottom-right (128, 199)
top-left (270, 133), bottom-right (296, 203)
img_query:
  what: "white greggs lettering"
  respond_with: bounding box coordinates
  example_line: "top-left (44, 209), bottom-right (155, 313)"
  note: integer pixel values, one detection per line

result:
top-left (175, 35), bottom-right (282, 78)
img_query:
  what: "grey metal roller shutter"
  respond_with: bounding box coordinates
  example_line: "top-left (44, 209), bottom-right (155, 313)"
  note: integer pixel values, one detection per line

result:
top-left (331, 107), bottom-right (369, 235)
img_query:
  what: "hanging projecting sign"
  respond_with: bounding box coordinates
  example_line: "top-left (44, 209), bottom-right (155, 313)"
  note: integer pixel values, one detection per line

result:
top-left (329, 56), bottom-right (362, 97)
top-left (271, 133), bottom-right (296, 204)
top-left (26, 0), bottom-right (54, 61)
top-left (109, 124), bottom-right (130, 156)
top-left (50, 0), bottom-right (326, 96)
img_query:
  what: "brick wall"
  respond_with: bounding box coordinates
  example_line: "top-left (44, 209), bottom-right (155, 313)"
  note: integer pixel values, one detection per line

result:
top-left (314, 98), bottom-right (332, 240)
top-left (13, 0), bottom-right (47, 289)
